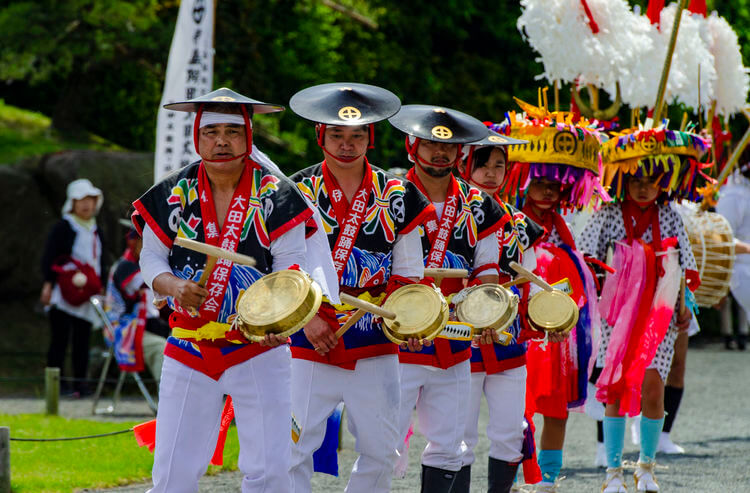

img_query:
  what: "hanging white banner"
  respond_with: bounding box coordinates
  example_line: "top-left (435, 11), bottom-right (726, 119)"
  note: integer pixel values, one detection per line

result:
top-left (153, 0), bottom-right (214, 183)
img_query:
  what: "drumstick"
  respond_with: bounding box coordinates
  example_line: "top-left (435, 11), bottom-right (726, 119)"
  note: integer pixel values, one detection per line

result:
top-left (335, 309), bottom-right (367, 338)
top-left (509, 261), bottom-right (554, 292)
top-left (197, 256), bottom-right (218, 287)
top-left (174, 237), bottom-right (257, 266)
top-left (339, 293), bottom-right (398, 321)
top-left (423, 268), bottom-right (469, 278)
top-left (501, 278), bottom-right (528, 289)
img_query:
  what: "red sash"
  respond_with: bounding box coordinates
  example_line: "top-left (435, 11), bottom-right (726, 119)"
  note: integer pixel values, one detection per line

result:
top-left (197, 162), bottom-right (255, 319)
top-left (622, 199), bottom-right (661, 252)
top-left (522, 201), bottom-right (576, 249)
top-left (322, 160), bottom-right (374, 278)
top-left (406, 168), bottom-right (460, 268)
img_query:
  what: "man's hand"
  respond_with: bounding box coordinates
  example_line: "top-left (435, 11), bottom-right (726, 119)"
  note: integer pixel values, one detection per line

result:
top-left (676, 308), bottom-right (692, 332)
top-left (260, 333), bottom-right (287, 347)
top-left (400, 337), bottom-right (433, 352)
top-left (303, 314), bottom-right (338, 354)
top-left (172, 278), bottom-right (209, 312)
top-left (474, 328), bottom-right (501, 346)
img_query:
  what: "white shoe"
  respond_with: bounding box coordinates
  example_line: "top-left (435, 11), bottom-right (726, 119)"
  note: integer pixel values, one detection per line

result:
top-left (633, 461), bottom-right (659, 492)
top-left (630, 415), bottom-right (640, 445)
top-left (657, 432), bottom-right (685, 454)
top-left (535, 482), bottom-right (558, 492)
top-left (595, 441), bottom-right (608, 468)
top-left (510, 485), bottom-right (522, 492)
top-left (602, 467), bottom-right (628, 493)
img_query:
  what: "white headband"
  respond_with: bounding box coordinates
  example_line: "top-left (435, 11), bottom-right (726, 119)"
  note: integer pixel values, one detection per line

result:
top-left (199, 111), bottom-right (249, 128)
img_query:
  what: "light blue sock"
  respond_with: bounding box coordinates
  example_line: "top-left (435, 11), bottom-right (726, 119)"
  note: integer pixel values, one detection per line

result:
top-left (538, 449), bottom-right (563, 483)
top-left (639, 416), bottom-right (665, 464)
top-left (603, 416), bottom-right (626, 468)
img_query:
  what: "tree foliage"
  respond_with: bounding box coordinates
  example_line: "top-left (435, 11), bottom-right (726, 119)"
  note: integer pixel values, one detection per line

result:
top-left (1, 0), bottom-right (750, 171)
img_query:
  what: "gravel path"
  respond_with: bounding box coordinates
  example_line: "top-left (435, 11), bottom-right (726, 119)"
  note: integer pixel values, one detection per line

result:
top-left (4, 343), bottom-right (749, 492)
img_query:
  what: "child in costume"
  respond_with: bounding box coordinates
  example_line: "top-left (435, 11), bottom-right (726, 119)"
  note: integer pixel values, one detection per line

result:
top-left (498, 105), bottom-right (608, 492)
top-left (454, 126), bottom-right (546, 493)
top-left (579, 125), bottom-right (706, 493)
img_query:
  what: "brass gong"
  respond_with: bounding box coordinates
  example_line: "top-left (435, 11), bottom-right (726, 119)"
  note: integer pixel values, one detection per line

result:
top-left (380, 284), bottom-right (449, 344)
top-left (527, 290), bottom-right (579, 333)
top-left (236, 270), bottom-right (322, 342)
top-left (455, 284), bottom-right (519, 333)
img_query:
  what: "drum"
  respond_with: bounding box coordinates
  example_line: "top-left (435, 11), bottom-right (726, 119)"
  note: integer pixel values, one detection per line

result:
top-left (678, 206), bottom-right (735, 307)
top-left (380, 284), bottom-right (449, 344)
top-left (454, 284), bottom-right (519, 333)
top-left (235, 270), bottom-right (322, 342)
top-left (527, 290), bottom-right (579, 333)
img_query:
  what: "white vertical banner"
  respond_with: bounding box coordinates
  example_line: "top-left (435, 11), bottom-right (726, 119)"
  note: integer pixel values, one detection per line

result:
top-left (153, 0), bottom-right (214, 183)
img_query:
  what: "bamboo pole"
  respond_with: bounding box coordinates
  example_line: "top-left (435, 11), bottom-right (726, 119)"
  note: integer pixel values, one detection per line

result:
top-left (652, 0), bottom-right (689, 124)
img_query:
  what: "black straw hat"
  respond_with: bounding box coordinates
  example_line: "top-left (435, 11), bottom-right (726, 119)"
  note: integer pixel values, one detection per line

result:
top-left (164, 87), bottom-right (284, 114)
top-left (290, 82), bottom-right (401, 125)
top-left (388, 105), bottom-right (489, 144)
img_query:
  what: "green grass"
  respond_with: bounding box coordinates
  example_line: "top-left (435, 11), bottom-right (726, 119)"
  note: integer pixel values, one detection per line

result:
top-left (2, 413), bottom-right (240, 492)
top-left (0, 100), bottom-right (120, 164)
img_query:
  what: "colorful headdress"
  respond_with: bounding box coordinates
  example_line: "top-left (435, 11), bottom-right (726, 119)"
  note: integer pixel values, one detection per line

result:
top-left (497, 98), bottom-right (609, 211)
top-left (601, 126), bottom-right (711, 202)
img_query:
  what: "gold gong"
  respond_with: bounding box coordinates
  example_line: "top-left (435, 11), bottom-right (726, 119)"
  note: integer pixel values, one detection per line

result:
top-left (455, 284), bottom-right (518, 332)
top-left (527, 290), bottom-right (578, 333)
top-left (236, 270), bottom-right (322, 342)
top-left (381, 284), bottom-right (449, 344)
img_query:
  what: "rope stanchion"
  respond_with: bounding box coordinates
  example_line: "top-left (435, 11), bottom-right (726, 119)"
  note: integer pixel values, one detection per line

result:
top-left (9, 428), bottom-right (134, 442)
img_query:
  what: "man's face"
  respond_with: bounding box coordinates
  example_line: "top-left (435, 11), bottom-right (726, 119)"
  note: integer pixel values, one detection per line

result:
top-left (322, 125), bottom-right (369, 167)
top-left (198, 123), bottom-right (247, 163)
top-left (416, 140), bottom-right (458, 178)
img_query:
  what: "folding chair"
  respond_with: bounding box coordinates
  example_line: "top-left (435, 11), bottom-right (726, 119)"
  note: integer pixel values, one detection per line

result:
top-left (90, 295), bottom-right (158, 415)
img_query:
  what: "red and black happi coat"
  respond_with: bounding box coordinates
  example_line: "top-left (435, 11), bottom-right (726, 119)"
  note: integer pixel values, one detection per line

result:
top-left (400, 172), bottom-right (508, 369)
top-left (132, 160), bottom-right (314, 378)
top-left (470, 199), bottom-right (546, 374)
top-left (289, 161), bottom-right (433, 368)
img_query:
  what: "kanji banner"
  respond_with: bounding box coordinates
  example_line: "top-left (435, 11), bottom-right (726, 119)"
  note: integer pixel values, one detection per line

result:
top-left (154, 0), bottom-right (214, 183)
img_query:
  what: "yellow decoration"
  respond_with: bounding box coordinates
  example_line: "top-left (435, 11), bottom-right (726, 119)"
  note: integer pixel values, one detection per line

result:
top-left (507, 124), bottom-right (600, 173)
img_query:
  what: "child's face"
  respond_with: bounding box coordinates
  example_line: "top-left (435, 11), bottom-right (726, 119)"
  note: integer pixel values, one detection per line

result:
top-left (470, 148), bottom-right (506, 194)
top-left (627, 176), bottom-right (660, 204)
top-left (526, 178), bottom-right (561, 209)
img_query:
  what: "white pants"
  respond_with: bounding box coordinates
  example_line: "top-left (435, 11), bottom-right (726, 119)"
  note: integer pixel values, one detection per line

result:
top-left (290, 355), bottom-right (401, 493)
top-left (396, 361), bottom-right (470, 472)
top-left (462, 366), bottom-right (526, 465)
top-left (148, 346), bottom-right (292, 493)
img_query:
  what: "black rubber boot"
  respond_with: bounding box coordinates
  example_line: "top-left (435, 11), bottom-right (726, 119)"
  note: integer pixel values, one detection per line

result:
top-left (421, 464), bottom-right (458, 493)
top-left (449, 465), bottom-right (471, 493)
top-left (738, 334), bottom-right (747, 351)
top-left (487, 457), bottom-right (519, 493)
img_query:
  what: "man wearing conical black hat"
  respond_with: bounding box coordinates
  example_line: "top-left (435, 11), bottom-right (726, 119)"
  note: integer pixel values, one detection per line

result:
top-left (287, 82), bottom-right (434, 492)
top-left (388, 106), bottom-right (511, 492)
top-left (131, 88), bottom-right (330, 492)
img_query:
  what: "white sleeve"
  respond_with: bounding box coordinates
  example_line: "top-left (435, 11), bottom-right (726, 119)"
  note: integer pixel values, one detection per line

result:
top-left (391, 228), bottom-right (425, 278)
top-left (473, 234), bottom-right (500, 276)
top-left (139, 225), bottom-right (171, 291)
top-left (270, 223), bottom-right (307, 272)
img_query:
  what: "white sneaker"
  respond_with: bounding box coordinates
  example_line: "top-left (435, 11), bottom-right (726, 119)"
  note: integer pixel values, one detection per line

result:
top-left (602, 467), bottom-right (628, 493)
top-left (595, 441), bottom-right (608, 468)
top-left (633, 461), bottom-right (659, 492)
top-left (535, 482), bottom-right (558, 492)
top-left (630, 415), bottom-right (640, 445)
top-left (657, 432), bottom-right (685, 454)
top-left (510, 485), bottom-right (522, 492)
